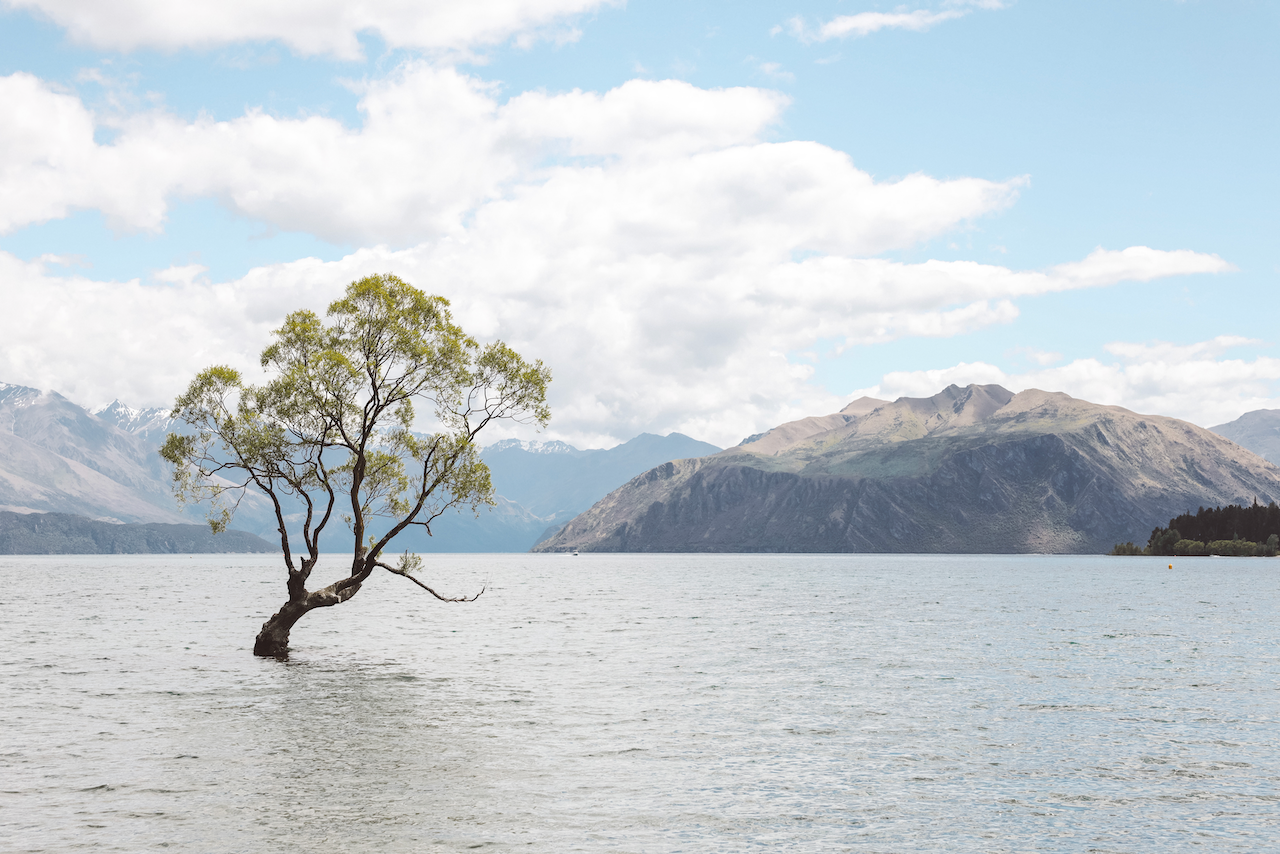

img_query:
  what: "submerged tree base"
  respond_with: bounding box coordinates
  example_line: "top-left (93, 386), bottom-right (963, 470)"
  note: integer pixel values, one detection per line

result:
top-left (254, 602), bottom-right (310, 658)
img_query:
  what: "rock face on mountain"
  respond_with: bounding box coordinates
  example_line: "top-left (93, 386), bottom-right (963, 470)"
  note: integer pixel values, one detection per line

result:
top-left (1211, 409), bottom-right (1280, 464)
top-left (535, 385), bottom-right (1280, 554)
top-left (93, 399), bottom-right (175, 444)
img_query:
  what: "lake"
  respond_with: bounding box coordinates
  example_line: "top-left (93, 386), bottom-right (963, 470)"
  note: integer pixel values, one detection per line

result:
top-left (2, 553), bottom-right (1278, 852)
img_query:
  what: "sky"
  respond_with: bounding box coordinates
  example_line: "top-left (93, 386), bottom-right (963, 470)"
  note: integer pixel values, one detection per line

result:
top-left (1, 0), bottom-right (1277, 449)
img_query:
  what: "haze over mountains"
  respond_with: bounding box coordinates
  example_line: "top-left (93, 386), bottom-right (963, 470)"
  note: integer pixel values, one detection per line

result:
top-left (537, 385), bottom-right (1280, 555)
top-left (388, 433), bottom-right (720, 553)
top-left (0, 380), bottom-right (719, 553)
top-left (0, 383), bottom-right (181, 524)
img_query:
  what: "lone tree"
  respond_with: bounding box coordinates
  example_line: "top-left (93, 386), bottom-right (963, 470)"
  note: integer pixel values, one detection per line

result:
top-left (161, 274), bottom-right (550, 657)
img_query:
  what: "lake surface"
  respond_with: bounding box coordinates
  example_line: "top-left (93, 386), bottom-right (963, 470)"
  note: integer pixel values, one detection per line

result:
top-left (2, 553), bottom-right (1278, 852)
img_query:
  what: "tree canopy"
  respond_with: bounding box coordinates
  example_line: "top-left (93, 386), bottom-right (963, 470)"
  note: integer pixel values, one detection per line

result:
top-left (161, 274), bottom-right (551, 656)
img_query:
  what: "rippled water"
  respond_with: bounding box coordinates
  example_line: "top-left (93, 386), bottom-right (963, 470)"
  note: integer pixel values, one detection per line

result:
top-left (2, 553), bottom-right (1278, 852)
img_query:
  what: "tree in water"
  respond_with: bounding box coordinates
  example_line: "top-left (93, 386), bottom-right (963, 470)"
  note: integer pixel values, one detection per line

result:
top-left (161, 274), bottom-right (551, 657)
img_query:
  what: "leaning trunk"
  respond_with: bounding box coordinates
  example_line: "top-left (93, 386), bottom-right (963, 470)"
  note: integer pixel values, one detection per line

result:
top-left (253, 576), bottom-right (366, 658)
top-left (253, 599), bottom-right (312, 658)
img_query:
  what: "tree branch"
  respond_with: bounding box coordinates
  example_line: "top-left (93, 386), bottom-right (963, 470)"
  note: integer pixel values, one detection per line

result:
top-left (375, 561), bottom-right (484, 602)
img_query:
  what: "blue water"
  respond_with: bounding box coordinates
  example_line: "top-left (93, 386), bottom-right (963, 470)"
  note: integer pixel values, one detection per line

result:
top-left (2, 553), bottom-right (1278, 852)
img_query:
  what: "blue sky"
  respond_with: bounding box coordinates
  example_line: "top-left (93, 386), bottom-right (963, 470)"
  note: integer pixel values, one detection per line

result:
top-left (1, 0), bottom-right (1276, 447)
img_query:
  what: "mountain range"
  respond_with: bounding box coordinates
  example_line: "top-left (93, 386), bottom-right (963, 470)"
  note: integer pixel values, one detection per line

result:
top-left (7, 377), bottom-right (1280, 555)
top-left (536, 384), bottom-right (1280, 554)
top-left (0, 383), bottom-right (182, 523)
top-left (0, 380), bottom-right (719, 553)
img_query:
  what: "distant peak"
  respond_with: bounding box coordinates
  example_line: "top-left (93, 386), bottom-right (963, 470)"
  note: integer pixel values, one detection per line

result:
top-left (0, 382), bottom-right (42, 408)
top-left (485, 438), bottom-right (580, 455)
top-left (92, 399), bottom-right (174, 435)
top-left (93, 399), bottom-right (135, 417)
top-left (890, 383), bottom-right (1013, 408)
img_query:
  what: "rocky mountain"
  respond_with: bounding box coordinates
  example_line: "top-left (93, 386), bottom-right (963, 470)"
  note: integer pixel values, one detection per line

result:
top-left (0, 510), bottom-right (273, 554)
top-left (535, 384), bottom-right (1280, 555)
top-left (1211, 409), bottom-right (1280, 464)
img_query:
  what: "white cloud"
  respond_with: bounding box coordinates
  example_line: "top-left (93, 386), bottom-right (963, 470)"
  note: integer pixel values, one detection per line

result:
top-left (153, 263), bottom-right (209, 286)
top-left (850, 336), bottom-right (1280, 429)
top-left (0, 240), bottom-right (1230, 449)
top-left (786, 1), bottom-right (1006, 44)
top-left (0, 66), bottom-right (1014, 250)
top-left (1024, 349), bottom-right (1063, 366)
top-left (2, 0), bottom-right (614, 58)
top-left (756, 61), bottom-right (795, 83)
top-left (0, 65), bottom-right (1234, 448)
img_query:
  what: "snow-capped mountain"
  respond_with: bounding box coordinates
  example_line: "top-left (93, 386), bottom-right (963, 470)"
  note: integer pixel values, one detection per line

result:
top-left (484, 438), bottom-right (581, 455)
top-left (92, 400), bottom-right (175, 443)
top-left (0, 384), bottom-right (183, 523)
top-left (0, 381), bottom-right (41, 409)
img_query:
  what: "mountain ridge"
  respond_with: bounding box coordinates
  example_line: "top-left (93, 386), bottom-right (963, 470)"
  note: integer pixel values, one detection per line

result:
top-left (0, 379), bottom-right (722, 552)
top-left (1211, 409), bottom-right (1280, 465)
top-left (535, 385), bottom-right (1280, 554)
top-left (0, 384), bottom-right (184, 523)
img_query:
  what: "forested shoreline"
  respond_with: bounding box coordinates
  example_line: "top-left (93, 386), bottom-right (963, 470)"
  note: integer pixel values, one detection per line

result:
top-left (1112, 501), bottom-right (1280, 556)
top-left (0, 511), bottom-right (273, 555)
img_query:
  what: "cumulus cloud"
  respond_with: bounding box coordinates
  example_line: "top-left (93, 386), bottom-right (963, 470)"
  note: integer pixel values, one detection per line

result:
top-left (0, 239), bottom-right (1230, 449)
top-left (784, 1), bottom-right (1006, 44)
top-left (0, 67), bottom-right (1015, 249)
top-left (2, 0), bottom-right (613, 58)
top-left (850, 336), bottom-right (1280, 429)
top-left (0, 65), bottom-right (1234, 448)
top-left (1, 67), bottom-right (519, 239)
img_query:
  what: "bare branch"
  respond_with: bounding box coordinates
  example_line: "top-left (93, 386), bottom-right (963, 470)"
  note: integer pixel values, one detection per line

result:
top-left (375, 561), bottom-right (484, 602)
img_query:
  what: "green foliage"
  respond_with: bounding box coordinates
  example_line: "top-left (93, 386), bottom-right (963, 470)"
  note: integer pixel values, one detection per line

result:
top-left (396, 549), bottom-right (423, 575)
top-left (1108, 541), bottom-right (1145, 556)
top-left (1147, 527), bottom-right (1182, 556)
top-left (1172, 539), bottom-right (1209, 556)
top-left (1144, 501), bottom-right (1280, 558)
top-left (162, 272), bottom-right (551, 573)
top-left (1206, 539), bottom-right (1264, 557)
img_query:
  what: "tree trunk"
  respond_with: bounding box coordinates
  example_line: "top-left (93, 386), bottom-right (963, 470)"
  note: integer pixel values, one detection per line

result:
top-left (253, 599), bottom-right (312, 658)
top-left (253, 577), bottom-right (365, 658)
